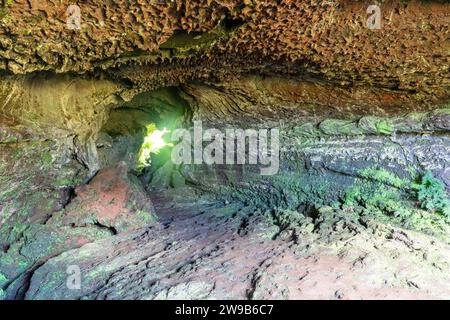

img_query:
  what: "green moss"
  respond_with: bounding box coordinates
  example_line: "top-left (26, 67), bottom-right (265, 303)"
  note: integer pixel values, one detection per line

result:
top-left (344, 181), bottom-right (401, 210)
top-left (0, 288), bottom-right (6, 300)
top-left (0, 136), bottom-right (18, 144)
top-left (135, 210), bottom-right (155, 223)
top-left (0, 273), bottom-right (8, 287)
top-left (359, 167), bottom-right (409, 189)
top-left (343, 168), bottom-right (449, 234)
top-left (85, 264), bottom-right (117, 282)
top-left (359, 116), bottom-right (394, 135)
top-left (32, 270), bottom-right (68, 298)
top-left (319, 119), bottom-right (363, 136)
top-left (291, 122), bottom-right (321, 138)
top-left (0, 0), bottom-right (12, 22)
top-left (204, 169), bottom-right (342, 211)
top-left (430, 107), bottom-right (450, 116)
top-left (0, 248), bottom-right (30, 275)
top-left (291, 107), bottom-right (450, 138)
top-left (53, 178), bottom-right (74, 187)
top-left (53, 176), bottom-right (82, 188)
top-left (272, 208), bottom-right (312, 231)
top-left (41, 152), bottom-right (53, 167)
top-left (375, 120), bottom-right (394, 135)
top-left (415, 170), bottom-right (450, 220)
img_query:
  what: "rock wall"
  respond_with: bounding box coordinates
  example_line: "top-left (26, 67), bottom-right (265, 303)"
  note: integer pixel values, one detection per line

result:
top-left (147, 76), bottom-right (450, 235)
top-left (0, 74), bottom-right (142, 299)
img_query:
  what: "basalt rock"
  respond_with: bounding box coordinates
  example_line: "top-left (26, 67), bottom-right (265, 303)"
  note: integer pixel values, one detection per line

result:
top-left (0, 0), bottom-right (449, 301)
top-left (22, 194), bottom-right (450, 300)
top-left (49, 162), bottom-right (157, 234)
top-left (0, 1), bottom-right (448, 99)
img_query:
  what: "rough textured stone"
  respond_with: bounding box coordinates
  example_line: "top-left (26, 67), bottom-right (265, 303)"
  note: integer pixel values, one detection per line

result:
top-left (0, 0), bottom-right (449, 301)
top-left (0, 74), bottom-right (125, 172)
top-left (23, 193), bottom-right (450, 300)
top-left (49, 162), bottom-right (157, 234)
top-left (0, 1), bottom-right (448, 101)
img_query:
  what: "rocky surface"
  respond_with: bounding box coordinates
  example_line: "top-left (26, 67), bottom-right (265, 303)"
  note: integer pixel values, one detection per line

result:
top-left (23, 191), bottom-right (450, 300)
top-left (0, 0), bottom-right (449, 301)
top-left (0, 1), bottom-right (448, 98)
top-left (0, 71), bottom-right (449, 300)
top-left (48, 162), bottom-right (156, 234)
top-left (182, 77), bottom-right (450, 125)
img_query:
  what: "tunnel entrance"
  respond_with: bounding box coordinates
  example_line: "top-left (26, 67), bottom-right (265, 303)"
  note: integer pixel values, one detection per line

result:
top-left (97, 86), bottom-right (189, 179)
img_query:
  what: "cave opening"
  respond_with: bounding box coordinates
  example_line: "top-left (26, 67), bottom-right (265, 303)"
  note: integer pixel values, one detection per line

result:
top-left (96, 86), bottom-right (191, 188)
top-left (0, 0), bottom-right (450, 301)
top-left (138, 124), bottom-right (172, 168)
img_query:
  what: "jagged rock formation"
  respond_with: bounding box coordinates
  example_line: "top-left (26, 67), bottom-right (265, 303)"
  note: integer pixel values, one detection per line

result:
top-left (0, 1), bottom-right (449, 95)
top-left (48, 162), bottom-right (156, 234)
top-left (0, 0), bottom-right (449, 300)
top-left (23, 192), bottom-right (450, 300)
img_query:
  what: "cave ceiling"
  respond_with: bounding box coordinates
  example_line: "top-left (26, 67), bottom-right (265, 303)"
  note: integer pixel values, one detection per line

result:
top-left (0, 0), bottom-right (448, 100)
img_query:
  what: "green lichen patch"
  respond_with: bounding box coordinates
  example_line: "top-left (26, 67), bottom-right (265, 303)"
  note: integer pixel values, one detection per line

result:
top-left (319, 119), bottom-right (363, 136)
top-left (343, 168), bottom-right (449, 235)
top-left (359, 167), bottom-right (410, 189)
top-left (199, 167), bottom-right (348, 212)
top-left (0, 273), bottom-right (8, 287)
top-left (358, 116), bottom-right (394, 135)
top-left (0, 223), bottom-right (112, 283)
top-left (0, 0), bottom-right (13, 23)
top-left (415, 171), bottom-right (450, 220)
top-left (289, 107), bottom-right (450, 139)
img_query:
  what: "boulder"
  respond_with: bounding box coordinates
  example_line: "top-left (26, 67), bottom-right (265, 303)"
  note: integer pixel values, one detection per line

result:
top-left (52, 162), bottom-right (156, 233)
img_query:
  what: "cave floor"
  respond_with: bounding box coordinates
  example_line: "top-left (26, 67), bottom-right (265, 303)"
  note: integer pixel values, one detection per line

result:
top-left (23, 190), bottom-right (450, 300)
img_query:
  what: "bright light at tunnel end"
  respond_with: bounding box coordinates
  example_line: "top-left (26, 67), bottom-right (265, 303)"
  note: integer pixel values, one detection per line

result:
top-left (139, 125), bottom-right (172, 167)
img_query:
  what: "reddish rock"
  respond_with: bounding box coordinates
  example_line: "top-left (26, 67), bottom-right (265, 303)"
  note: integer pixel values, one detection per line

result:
top-left (58, 162), bottom-right (156, 233)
